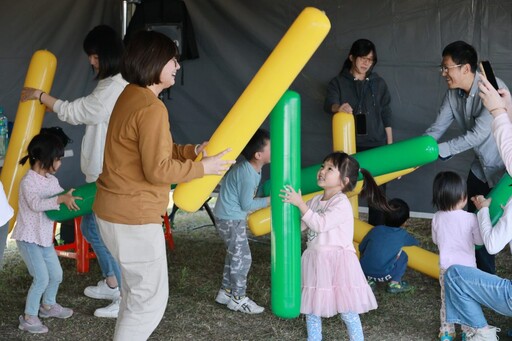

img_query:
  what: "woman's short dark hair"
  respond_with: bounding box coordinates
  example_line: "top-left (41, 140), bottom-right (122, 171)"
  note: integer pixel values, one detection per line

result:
top-left (121, 30), bottom-right (179, 87)
top-left (432, 171), bottom-right (467, 211)
top-left (341, 39), bottom-right (378, 73)
top-left (83, 25), bottom-right (124, 80)
top-left (19, 133), bottom-right (65, 169)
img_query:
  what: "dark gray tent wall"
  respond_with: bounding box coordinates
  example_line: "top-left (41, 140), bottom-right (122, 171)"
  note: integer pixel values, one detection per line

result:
top-left (2, 0), bottom-right (512, 214)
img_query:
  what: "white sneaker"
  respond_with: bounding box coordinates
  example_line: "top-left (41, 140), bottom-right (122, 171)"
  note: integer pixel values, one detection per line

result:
top-left (93, 298), bottom-right (120, 318)
top-left (84, 280), bottom-right (120, 300)
top-left (215, 289), bottom-right (231, 305)
top-left (467, 326), bottom-right (500, 341)
top-left (227, 296), bottom-right (264, 314)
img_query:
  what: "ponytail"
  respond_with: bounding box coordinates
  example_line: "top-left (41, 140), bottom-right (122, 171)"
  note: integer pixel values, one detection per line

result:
top-left (359, 168), bottom-right (393, 213)
top-left (19, 155), bottom-right (30, 166)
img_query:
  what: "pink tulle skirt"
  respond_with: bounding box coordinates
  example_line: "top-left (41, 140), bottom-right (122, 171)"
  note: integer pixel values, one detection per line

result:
top-left (300, 245), bottom-right (378, 317)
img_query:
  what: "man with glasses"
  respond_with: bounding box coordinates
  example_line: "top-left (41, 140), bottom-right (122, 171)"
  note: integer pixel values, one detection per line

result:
top-left (425, 40), bottom-right (508, 276)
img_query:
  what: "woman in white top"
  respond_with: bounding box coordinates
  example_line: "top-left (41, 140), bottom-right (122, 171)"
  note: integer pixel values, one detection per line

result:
top-left (20, 25), bottom-right (127, 318)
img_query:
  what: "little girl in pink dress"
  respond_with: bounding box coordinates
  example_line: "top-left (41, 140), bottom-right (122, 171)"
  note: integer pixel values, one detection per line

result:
top-left (282, 151), bottom-right (392, 341)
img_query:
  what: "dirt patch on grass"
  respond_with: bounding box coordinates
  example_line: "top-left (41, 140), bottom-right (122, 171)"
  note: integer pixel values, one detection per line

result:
top-left (1, 210), bottom-right (511, 340)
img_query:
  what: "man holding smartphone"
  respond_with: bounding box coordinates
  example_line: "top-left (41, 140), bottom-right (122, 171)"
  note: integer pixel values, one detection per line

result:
top-left (425, 40), bottom-right (509, 275)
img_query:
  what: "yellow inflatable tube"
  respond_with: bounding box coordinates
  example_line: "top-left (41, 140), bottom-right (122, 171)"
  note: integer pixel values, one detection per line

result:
top-left (1, 50), bottom-right (57, 232)
top-left (248, 167), bottom-right (415, 236)
top-left (332, 112), bottom-right (356, 154)
top-left (332, 112), bottom-right (359, 216)
top-left (173, 7), bottom-right (331, 212)
top-left (354, 219), bottom-right (439, 279)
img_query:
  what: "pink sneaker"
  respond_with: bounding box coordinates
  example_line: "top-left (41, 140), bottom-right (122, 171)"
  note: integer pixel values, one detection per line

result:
top-left (18, 315), bottom-right (48, 334)
top-left (39, 303), bottom-right (73, 319)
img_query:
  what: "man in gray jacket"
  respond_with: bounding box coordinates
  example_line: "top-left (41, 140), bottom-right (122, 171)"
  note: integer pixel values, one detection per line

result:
top-left (425, 40), bottom-right (507, 274)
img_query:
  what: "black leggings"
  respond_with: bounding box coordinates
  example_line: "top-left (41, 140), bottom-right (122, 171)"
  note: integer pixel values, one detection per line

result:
top-left (467, 170), bottom-right (495, 274)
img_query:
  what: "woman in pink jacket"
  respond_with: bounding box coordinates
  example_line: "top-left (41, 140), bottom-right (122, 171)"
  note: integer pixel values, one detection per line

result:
top-left (442, 76), bottom-right (512, 340)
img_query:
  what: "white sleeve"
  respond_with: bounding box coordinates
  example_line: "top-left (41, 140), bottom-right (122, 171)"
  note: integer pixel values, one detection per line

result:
top-left (477, 202), bottom-right (512, 254)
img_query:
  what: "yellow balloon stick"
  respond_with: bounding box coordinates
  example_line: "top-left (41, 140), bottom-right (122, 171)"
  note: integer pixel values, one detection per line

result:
top-left (332, 112), bottom-right (359, 216)
top-left (1, 50), bottom-right (57, 232)
top-left (353, 219), bottom-right (440, 279)
top-left (173, 7), bottom-right (331, 212)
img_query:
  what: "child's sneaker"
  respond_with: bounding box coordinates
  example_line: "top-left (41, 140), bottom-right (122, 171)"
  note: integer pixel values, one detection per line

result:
top-left (227, 296), bottom-right (264, 314)
top-left (367, 279), bottom-right (377, 292)
top-left (215, 288), bottom-right (232, 305)
top-left (84, 279), bottom-right (120, 300)
top-left (18, 315), bottom-right (48, 334)
top-left (386, 281), bottom-right (414, 294)
top-left (439, 331), bottom-right (456, 341)
top-left (39, 303), bottom-right (73, 319)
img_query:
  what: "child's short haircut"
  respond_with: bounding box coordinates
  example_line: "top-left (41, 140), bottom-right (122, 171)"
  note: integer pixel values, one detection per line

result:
top-left (241, 128), bottom-right (270, 161)
top-left (19, 133), bottom-right (65, 169)
top-left (384, 198), bottom-right (410, 227)
top-left (40, 126), bottom-right (72, 147)
top-left (432, 171), bottom-right (466, 211)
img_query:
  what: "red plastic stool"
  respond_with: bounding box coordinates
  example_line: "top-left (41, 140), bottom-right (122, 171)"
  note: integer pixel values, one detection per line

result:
top-left (53, 216), bottom-right (96, 273)
top-left (162, 212), bottom-right (175, 250)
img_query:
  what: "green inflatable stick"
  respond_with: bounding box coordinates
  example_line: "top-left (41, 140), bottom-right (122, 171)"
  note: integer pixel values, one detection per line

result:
top-left (262, 135), bottom-right (439, 196)
top-left (485, 173), bottom-right (512, 225)
top-left (46, 182), bottom-right (97, 222)
top-left (46, 183), bottom-right (180, 222)
top-left (271, 90), bottom-right (301, 318)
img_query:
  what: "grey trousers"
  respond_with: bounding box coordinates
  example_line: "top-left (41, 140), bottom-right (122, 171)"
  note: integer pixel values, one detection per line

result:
top-left (215, 218), bottom-right (252, 297)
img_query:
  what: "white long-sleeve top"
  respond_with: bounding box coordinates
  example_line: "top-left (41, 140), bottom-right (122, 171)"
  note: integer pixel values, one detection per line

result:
top-left (477, 112), bottom-right (512, 254)
top-left (54, 74), bottom-right (128, 183)
top-left (11, 170), bottom-right (62, 247)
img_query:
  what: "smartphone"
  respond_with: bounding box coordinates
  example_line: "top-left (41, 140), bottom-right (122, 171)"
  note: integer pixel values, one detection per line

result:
top-left (480, 60), bottom-right (499, 90)
top-left (355, 113), bottom-right (367, 135)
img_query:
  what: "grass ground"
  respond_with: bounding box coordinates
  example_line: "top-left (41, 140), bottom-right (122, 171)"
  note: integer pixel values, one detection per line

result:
top-left (0, 209), bottom-right (511, 340)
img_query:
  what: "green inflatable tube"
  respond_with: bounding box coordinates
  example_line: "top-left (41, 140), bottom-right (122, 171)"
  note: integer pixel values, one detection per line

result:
top-left (485, 173), bottom-right (512, 225)
top-left (263, 135), bottom-right (439, 196)
top-left (271, 91), bottom-right (301, 318)
top-left (46, 182), bottom-right (97, 222)
top-left (45, 183), bottom-right (180, 222)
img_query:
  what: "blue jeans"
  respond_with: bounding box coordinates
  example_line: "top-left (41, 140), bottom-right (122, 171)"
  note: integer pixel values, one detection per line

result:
top-left (366, 251), bottom-right (408, 283)
top-left (444, 265), bottom-right (512, 329)
top-left (0, 222), bottom-right (8, 269)
top-left (16, 241), bottom-right (63, 316)
top-left (81, 213), bottom-right (121, 287)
